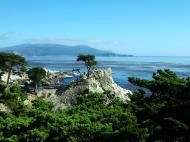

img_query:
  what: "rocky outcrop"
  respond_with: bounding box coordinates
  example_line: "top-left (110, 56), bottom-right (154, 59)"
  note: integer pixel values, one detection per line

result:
top-left (37, 89), bottom-right (67, 111)
top-left (1, 71), bottom-right (74, 86)
top-left (41, 71), bottom-right (75, 86)
top-left (1, 73), bottom-right (28, 85)
top-left (24, 94), bottom-right (38, 107)
top-left (56, 68), bottom-right (132, 106)
top-left (22, 68), bottom-right (132, 111)
top-left (88, 68), bottom-right (132, 100)
top-left (46, 71), bottom-right (74, 81)
top-left (0, 103), bottom-right (11, 112)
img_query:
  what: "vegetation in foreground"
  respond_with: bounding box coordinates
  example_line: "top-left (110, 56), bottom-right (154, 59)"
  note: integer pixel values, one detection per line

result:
top-left (0, 69), bottom-right (189, 141)
top-left (0, 53), bottom-right (189, 141)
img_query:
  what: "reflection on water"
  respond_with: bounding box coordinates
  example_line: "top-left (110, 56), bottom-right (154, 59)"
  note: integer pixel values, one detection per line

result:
top-left (26, 56), bottom-right (190, 89)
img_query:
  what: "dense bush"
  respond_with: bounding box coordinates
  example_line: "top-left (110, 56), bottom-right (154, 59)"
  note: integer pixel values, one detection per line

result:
top-left (0, 92), bottom-right (148, 141)
top-left (128, 69), bottom-right (190, 141)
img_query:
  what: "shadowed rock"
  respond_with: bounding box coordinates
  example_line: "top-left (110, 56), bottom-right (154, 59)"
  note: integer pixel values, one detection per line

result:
top-left (55, 68), bottom-right (132, 107)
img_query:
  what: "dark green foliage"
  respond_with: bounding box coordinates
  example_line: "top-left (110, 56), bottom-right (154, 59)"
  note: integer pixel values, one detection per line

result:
top-left (64, 93), bottom-right (149, 142)
top-left (32, 98), bottom-right (54, 111)
top-left (0, 84), bottom-right (26, 116)
top-left (0, 52), bottom-right (27, 86)
top-left (129, 69), bottom-right (187, 95)
top-left (77, 54), bottom-right (97, 78)
top-left (0, 81), bottom-right (6, 94)
top-left (27, 67), bottom-right (46, 91)
top-left (129, 69), bottom-right (190, 141)
top-left (0, 92), bottom-right (148, 142)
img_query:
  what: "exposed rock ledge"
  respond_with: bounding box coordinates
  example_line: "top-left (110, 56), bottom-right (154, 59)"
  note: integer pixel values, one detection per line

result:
top-left (58, 68), bottom-right (131, 102)
top-left (36, 68), bottom-right (132, 110)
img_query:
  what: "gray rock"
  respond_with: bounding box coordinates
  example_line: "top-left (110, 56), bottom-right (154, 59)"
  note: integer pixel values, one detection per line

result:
top-left (0, 103), bottom-right (11, 112)
top-left (57, 68), bottom-right (132, 105)
top-left (36, 68), bottom-right (132, 111)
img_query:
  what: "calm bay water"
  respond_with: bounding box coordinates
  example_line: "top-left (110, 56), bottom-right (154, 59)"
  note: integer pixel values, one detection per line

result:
top-left (26, 56), bottom-right (190, 89)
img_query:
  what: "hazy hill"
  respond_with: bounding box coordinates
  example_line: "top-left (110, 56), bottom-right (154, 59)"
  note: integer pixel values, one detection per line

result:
top-left (0, 44), bottom-right (132, 56)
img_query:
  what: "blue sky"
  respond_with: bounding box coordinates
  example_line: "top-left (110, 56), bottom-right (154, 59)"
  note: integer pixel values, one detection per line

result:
top-left (0, 0), bottom-right (190, 56)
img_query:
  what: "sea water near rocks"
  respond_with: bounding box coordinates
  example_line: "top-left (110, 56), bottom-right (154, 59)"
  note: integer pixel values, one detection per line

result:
top-left (26, 56), bottom-right (190, 90)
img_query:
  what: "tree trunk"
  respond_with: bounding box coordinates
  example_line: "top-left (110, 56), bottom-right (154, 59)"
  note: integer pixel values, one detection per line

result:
top-left (6, 64), bottom-right (13, 87)
top-left (35, 83), bottom-right (38, 93)
top-left (87, 67), bottom-right (90, 79)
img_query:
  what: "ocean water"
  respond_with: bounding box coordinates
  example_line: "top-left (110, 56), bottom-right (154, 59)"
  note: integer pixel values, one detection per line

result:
top-left (26, 56), bottom-right (190, 90)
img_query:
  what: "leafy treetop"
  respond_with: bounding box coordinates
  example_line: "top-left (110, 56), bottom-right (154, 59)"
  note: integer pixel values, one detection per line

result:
top-left (27, 67), bottom-right (46, 92)
top-left (0, 52), bottom-right (27, 86)
top-left (77, 54), bottom-right (97, 78)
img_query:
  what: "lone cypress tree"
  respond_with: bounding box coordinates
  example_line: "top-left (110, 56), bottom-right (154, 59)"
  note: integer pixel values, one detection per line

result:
top-left (27, 67), bottom-right (46, 92)
top-left (77, 54), bottom-right (97, 78)
top-left (0, 52), bottom-right (27, 87)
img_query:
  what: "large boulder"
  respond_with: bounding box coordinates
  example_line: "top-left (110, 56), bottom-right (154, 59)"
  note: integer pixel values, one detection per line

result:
top-left (57, 68), bottom-right (132, 105)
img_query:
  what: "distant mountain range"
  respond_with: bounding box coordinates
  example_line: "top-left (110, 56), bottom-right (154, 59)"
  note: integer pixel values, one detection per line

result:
top-left (0, 44), bottom-right (132, 57)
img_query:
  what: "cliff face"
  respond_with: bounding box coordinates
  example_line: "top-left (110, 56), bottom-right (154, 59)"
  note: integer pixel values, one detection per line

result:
top-left (56, 68), bottom-right (132, 107)
top-left (88, 68), bottom-right (132, 100)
